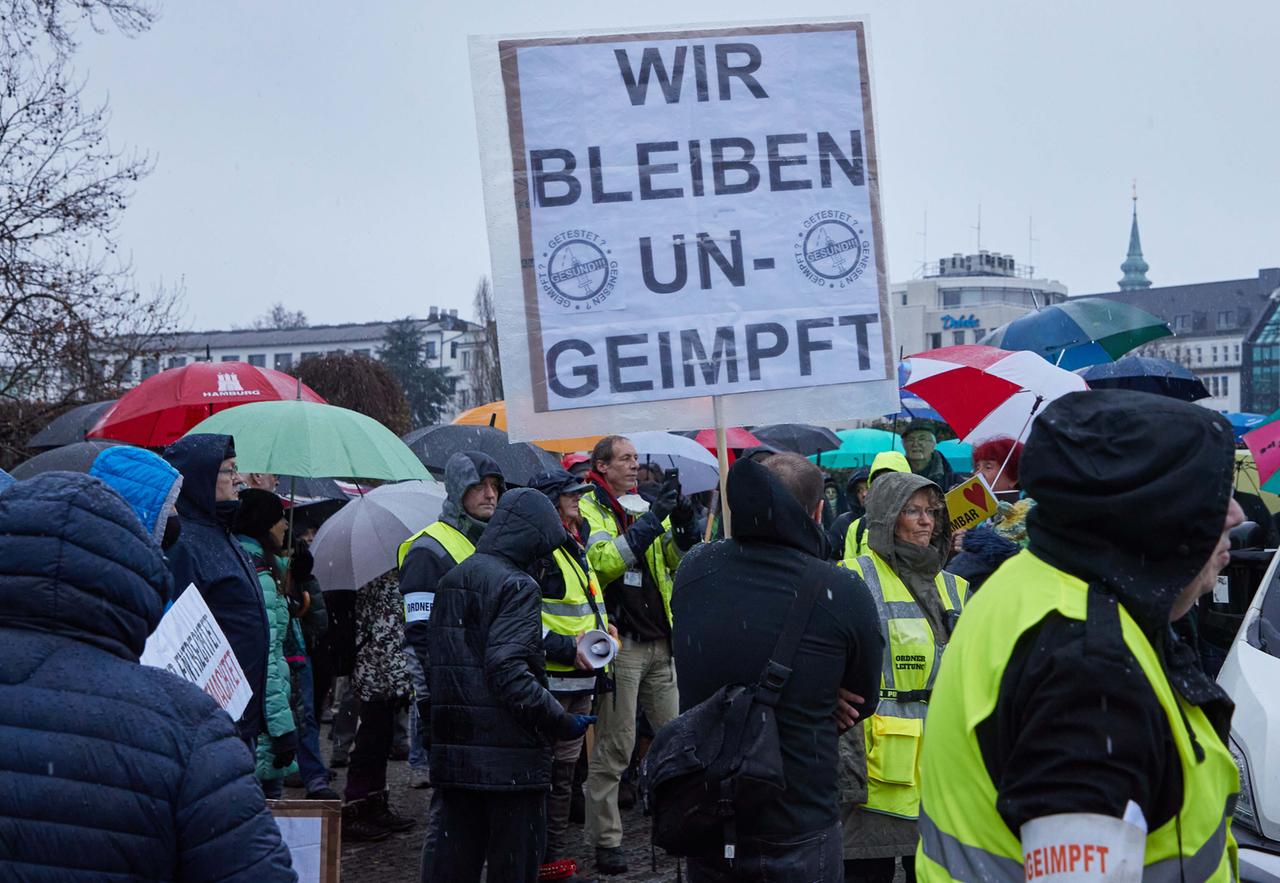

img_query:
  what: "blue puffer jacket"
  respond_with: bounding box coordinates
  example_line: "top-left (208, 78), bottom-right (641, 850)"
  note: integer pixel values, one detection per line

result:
top-left (164, 434), bottom-right (271, 741)
top-left (0, 472), bottom-right (296, 881)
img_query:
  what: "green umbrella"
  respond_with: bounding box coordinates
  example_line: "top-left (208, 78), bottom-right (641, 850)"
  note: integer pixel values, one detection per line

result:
top-left (979, 298), bottom-right (1172, 370)
top-left (185, 400), bottom-right (433, 481)
top-left (808, 428), bottom-right (904, 469)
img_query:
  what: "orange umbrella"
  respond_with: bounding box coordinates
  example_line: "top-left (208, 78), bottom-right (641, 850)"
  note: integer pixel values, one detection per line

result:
top-left (453, 400), bottom-right (602, 453)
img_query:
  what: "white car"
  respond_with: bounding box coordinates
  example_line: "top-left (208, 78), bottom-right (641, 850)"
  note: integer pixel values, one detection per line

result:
top-left (1217, 544), bottom-right (1280, 881)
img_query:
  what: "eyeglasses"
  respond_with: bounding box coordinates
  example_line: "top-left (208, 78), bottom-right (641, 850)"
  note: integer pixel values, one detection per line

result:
top-left (217, 467), bottom-right (239, 477)
top-left (901, 506), bottom-right (945, 521)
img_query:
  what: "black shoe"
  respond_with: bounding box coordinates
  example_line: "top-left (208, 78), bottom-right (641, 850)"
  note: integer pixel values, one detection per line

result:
top-left (595, 846), bottom-right (628, 875)
top-left (329, 754), bottom-right (349, 769)
top-left (341, 800), bottom-right (390, 842)
top-left (305, 786), bottom-right (341, 801)
top-left (367, 790), bottom-right (416, 832)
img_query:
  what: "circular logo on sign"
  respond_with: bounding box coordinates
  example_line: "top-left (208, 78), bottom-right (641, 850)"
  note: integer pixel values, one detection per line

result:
top-left (794, 212), bottom-right (870, 289)
top-left (537, 231), bottom-right (619, 310)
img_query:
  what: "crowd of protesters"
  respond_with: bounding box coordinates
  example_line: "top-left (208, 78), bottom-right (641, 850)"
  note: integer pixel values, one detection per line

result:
top-left (0, 390), bottom-right (1258, 882)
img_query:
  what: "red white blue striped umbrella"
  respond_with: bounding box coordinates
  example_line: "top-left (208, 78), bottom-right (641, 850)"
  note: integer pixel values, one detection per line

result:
top-left (903, 345), bottom-right (1089, 442)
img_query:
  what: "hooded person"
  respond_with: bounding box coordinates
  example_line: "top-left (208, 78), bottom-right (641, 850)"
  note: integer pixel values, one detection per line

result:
top-left (420, 488), bottom-right (595, 883)
top-left (0, 472), bottom-right (296, 881)
top-left (672, 454), bottom-right (883, 881)
top-left (397, 451), bottom-right (505, 738)
top-left (164, 433), bottom-right (272, 746)
top-left (89, 446), bottom-right (185, 569)
top-left (827, 466), bottom-right (872, 558)
top-left (836, 451), bottom-right (912, 562)
top-left (839, 471), bottom-right (967, 882)
top-left (915, 390), bottom-right (1245, 883)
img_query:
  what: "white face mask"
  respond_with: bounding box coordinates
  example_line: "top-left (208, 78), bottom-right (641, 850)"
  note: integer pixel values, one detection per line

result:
top-left (617, 493), bottom-right (651, 515)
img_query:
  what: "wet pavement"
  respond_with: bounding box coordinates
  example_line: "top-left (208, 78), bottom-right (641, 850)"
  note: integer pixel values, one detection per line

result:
top-left (297, 758), bottom-right (679, 882)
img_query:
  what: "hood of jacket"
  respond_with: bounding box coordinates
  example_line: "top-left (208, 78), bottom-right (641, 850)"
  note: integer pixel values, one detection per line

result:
top-left (164, 433), bottom-right (235, 522)
top-left (864, 470), bottom-right (946, 566)
top-left (474, 487), bottom-right (567, 567)
top-left (0, 472), bottom-right (170, 659)
top-left (441, 450), bottom-right (505, 526)
top-left (845, 467), bottom-right (871, 497)
top-left (1022, 389), bottom-right (1235, 634)
top-left (89, 446), bottom-right (182, 545)
top-left (869, 450), bottom-right (911, 480)
top-left (726, 458), bottom-right (827, 558)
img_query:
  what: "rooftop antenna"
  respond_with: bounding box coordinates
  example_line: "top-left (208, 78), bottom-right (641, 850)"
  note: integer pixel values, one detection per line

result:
top-left (972, 203), bottom-right (982, 252)
top-left (1027, 215), bottom-right (1039, 277)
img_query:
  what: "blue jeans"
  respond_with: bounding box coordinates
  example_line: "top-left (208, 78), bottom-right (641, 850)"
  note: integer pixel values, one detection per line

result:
top-left (408, 700), bottom-right (428, 770)
top-left (686, 821), bottom-right (843, 883)
top-left (291, 659), bottom-right (330, 793)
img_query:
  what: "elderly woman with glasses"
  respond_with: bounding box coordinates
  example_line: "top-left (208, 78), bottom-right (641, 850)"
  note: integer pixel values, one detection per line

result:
top-left (837, 471), bottom-right (968, 883)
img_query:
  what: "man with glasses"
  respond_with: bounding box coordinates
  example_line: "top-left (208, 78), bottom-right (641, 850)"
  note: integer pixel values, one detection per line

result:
top-left (164, 434), bottom-right (273, 753)
top-left (580, 435), bottom-right (700, 875)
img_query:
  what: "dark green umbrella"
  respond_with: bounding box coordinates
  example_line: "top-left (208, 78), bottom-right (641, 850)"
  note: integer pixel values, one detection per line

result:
top-left (979, 298), bottom-right (1172, 370)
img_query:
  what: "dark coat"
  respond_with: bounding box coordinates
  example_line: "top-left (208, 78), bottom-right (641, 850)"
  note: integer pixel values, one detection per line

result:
top-left (978, 389), bottom-right (1237, 833)
top-left (425, 487), bottom-right (573, 791)
top-left (671, 459), bottom-right (885, 837)
top-left (947, 524), bottom-right (1020, 591)
top-left (164, 433), bottom-right (272, 742)
top-left (0, 472), bottom-right (295, 881)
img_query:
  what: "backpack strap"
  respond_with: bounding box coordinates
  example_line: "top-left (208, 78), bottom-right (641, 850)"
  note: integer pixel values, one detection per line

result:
top-left (754, 556), bottom-right (825, 708)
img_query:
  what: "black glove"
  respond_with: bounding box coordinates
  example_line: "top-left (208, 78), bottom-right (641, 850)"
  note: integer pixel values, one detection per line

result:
top-left (556, 713), bottom-right (598, 741)
top-left (290, 541), bottom-right (314, 584)
top-left (649, 478), bottom-right (680, 522)
top-left (270, 731), bottom-right (298, 769)
top-left (671, 495), bottom-right (695, 527)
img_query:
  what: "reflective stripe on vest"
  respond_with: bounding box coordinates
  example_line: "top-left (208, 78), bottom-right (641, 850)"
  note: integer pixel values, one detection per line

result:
top-left (855, 554), bottom-right (964, 816)
top-left (914, 550), bottom-right (1239, 882)
top-left (543, 546), bottom-right (608, 674)
top-left (397, 520), bottom-right (475, 569)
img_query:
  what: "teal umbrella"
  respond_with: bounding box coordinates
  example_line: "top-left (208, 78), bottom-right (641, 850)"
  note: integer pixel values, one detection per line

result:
top-left (979, 298), bottom-right (1171, 369)
top-left (185, 400), bottom-right (433, 481)
top-left (937, 439), bottom-right (973, 473)
top-left (809, 428), bottom-right (904, 469)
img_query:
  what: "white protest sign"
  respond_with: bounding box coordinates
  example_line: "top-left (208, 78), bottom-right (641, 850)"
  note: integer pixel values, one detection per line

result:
top-left (471, 19), bottom-right (898, 440)
top-left (141, 585), bottom-right (252, 721)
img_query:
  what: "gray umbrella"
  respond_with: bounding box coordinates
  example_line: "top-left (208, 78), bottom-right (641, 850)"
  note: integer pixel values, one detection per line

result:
top-left (406, 424), bottom-right (560, 486)
top-left (26, 400), bottom-right (117, 449)
top-left (10, 440), bottom-right (123, 479)
top-left (310, 481), bottom-right (446, 591)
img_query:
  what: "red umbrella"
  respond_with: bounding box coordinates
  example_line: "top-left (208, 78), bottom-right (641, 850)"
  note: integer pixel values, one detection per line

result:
top-left (88, 361), bottom-right (326, 447)
top-left (691, 427), bottom-right (760, 450)
top-left (902, 345), bottom-right (1088, 442)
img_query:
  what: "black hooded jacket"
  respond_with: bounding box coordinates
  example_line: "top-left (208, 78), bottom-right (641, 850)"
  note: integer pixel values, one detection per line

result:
top-left (671, 459), bottom-right (884, 837)
top-left (163, 433), bottom-right (271, 742)
top-left (425, 487), bottom-right (574, 791)
top-left (975, 390), bottom-right (1237, 833)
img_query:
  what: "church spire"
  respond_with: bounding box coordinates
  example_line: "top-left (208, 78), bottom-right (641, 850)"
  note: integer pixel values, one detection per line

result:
top-left (1118, 181), bottom-right (1151, 290)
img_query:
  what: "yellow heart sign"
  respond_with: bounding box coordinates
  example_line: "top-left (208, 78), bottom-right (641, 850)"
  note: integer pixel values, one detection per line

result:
top-left (945, 474), bottom-right (999, 534)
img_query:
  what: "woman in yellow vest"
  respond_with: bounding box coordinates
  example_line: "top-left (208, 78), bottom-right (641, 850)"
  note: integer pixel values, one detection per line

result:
top-left (916, 390), bottom-right (1243, 882)
top-left (839, 471), bottom-right (966, 883)
top-left (529, 468), bottom-right (620, 880)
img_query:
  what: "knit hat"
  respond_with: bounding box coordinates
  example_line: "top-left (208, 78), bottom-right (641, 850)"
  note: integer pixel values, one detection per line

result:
top-left (233, 487), bottom-right (285, 537)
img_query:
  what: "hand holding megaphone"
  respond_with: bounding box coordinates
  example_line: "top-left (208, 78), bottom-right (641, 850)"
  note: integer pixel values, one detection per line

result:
top-left (576, 628), bottom-right (618, 670)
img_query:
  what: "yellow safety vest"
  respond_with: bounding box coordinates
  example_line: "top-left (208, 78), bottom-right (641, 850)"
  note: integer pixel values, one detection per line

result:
top-left (397, 521), bottom-right (475, 625)
top-left (543, 547), bottom-right (609, 688)
top-left (843, 517), bottom-right (871, 561)
top-left (579, 488), bottom-right (682, 628)
top-left (915, 550), bottom-right (1239, 882)
top-left (845, 552), bottom-right (965, 820)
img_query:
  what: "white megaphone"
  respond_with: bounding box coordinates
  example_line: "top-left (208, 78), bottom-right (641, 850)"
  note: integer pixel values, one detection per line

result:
top-left (577, 628), bottom-right (617, 669)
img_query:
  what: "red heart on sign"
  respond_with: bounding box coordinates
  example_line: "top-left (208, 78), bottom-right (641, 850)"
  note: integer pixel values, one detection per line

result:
top-left (962, 483), bottom-right (987, 509)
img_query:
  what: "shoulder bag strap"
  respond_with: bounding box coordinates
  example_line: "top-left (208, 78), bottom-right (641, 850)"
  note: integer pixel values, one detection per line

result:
top-left (754, 556), bottom-right (825, 708)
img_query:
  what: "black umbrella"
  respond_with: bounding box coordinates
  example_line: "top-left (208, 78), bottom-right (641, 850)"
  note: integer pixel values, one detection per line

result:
top-left (10, 440), bottom-right (124, 479)
top-left (26, 400), bottom-right (117, 449)
top-left (1076, 356), bottom-right (1210, 402)
top-left (401, 425), bottom-right (442, 447)
top-left (406, 424), bottom-right (561, 486)
top-left (751, 423), bottom-right (842, 456)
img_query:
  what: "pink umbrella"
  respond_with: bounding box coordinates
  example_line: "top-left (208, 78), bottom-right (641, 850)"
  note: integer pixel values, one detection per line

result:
top-left (903, 345), bottom-right (1089, 443)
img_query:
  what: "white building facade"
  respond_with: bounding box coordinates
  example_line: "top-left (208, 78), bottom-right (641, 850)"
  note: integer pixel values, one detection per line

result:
top-left (119, 307), bottom-right (485, 421)
top-left (891, 252), bottom-right (1068, 357)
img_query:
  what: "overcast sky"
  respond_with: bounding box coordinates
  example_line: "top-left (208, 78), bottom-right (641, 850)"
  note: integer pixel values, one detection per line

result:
top-left (75, 0), bottom-right (1279, 330)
